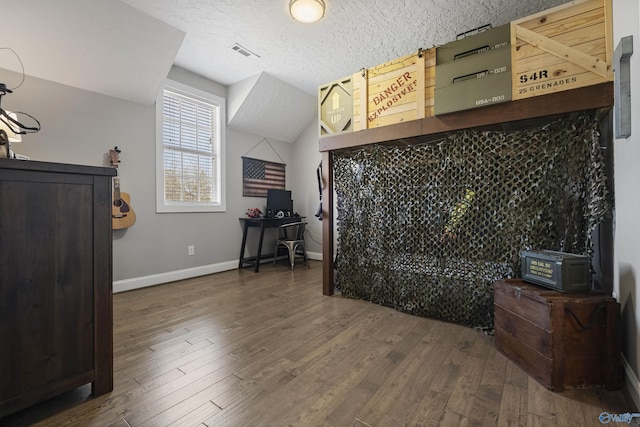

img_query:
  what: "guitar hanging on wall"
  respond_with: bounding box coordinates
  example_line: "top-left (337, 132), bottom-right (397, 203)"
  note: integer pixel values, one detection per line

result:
top-left (109, 146), bottom-right (136, 229)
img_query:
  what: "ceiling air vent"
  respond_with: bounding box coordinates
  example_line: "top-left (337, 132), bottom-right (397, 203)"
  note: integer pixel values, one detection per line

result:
top-left (231, 43), bottom-right (260, 58)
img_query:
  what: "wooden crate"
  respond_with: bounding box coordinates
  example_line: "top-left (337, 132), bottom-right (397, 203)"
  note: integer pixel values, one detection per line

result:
top-left (352, 48), bottom-right (436, 131)
top-left (511, 0), bottom-right (613, 100)
top-left (494, 279), bottom-right (622, 391)
top-left (319, 76), bottom-right (353, 135)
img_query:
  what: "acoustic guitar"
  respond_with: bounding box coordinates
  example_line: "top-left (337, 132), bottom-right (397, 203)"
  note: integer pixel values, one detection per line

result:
top-left (109, 147), bottom-right (136, 229)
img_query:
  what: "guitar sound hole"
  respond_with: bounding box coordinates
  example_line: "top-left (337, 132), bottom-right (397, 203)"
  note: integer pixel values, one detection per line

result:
top-left (113, 199), bottom-right (130, 213)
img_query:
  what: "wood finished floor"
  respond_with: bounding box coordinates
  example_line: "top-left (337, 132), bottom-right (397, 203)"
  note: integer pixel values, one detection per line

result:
top-left (1, 260), bottom-right (636, 427)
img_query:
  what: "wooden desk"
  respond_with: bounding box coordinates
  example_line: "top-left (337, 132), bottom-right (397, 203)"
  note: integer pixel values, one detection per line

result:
top-left (239, 217), bottom-right (303, 272)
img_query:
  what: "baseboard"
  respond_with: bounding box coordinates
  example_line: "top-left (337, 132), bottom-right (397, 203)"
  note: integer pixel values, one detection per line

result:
top-left (113, 260), bottom-right (238, 293)
top-left (113, 253), bottom-right (323, 293)
top-left (622, 354), bottom-right (640, 410)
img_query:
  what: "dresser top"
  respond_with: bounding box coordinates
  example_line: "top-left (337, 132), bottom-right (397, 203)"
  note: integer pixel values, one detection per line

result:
top-left (0, 158), bottom-right (117, 176)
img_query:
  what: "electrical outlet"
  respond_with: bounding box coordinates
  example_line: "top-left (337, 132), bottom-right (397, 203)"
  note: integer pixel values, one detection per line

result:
top-left (188, 245), bottom-right (195, 256)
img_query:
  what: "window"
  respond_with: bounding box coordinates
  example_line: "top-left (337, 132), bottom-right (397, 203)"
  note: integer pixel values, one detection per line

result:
top-left (156, 79), bottom-right (225, 212)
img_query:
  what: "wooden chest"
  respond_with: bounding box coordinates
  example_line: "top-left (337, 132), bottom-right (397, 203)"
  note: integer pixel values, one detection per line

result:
top-left (494, 279), bottom-right (621, 391)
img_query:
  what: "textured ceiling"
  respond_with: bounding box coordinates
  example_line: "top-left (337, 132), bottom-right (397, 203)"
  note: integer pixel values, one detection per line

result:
top-left (0, 0), bottom-right (569, 141)
top-left (119, 0), bottom-right (568, 95)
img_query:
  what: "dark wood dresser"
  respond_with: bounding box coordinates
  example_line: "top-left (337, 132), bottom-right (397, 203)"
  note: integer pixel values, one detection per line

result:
top-left (494, 279), bottom-right (622, 391)
top-left (0, 159), bottom-right (116, 418)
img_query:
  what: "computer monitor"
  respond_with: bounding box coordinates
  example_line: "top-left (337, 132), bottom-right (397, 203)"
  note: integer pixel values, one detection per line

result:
top-left (266, 189), bottom-right (292, 215)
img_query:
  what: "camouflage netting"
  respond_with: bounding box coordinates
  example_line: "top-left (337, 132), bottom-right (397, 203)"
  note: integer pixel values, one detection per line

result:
top-left (334, 111), bottom-right (612, 333)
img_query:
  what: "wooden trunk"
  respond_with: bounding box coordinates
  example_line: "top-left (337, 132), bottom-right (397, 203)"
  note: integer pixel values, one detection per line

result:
top-left (494, 279), bottom-right (622, 391)
top-left (511, 0), bottom-right (613, 100)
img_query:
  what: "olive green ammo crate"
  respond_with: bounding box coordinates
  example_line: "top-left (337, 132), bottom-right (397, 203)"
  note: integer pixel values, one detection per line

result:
top-left (436, 24), bottom-right (511, 64)
top-left (520, 250), bottom-right (591, 293)
top-left (434, 24), bottom-right (512, 115)
top-left (435, 46), bottom-right (511, 90)
top-left (434, 72), bottom-right (512, 115)
top-left (435, 46), bottom-right (512, 115)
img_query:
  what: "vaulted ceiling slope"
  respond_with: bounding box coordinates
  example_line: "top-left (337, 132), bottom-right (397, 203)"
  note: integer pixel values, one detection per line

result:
top-left (0, 0), bottom-right (568, 142)
top-left (0, 0), bottom-right (184, 106)
top-left (228, 72), bottom-right (316, 143)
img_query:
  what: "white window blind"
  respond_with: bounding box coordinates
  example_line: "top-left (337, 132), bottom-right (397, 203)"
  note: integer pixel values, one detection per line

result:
top-left (156, 80), bottom-right (226, 213)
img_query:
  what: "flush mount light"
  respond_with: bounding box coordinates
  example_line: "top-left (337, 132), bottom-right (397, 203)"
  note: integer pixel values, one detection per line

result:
top-left (289, 0), bottom-right (325, 23)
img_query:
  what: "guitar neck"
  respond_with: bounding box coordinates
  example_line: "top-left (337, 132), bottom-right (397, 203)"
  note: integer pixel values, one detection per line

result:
top-left (113, 177), bottom-right (122, 200)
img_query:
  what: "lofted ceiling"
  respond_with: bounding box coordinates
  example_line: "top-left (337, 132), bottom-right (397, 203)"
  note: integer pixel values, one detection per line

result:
top-left (0, 0), bottom-right (567, 142)
top-left (0, 0), bottom-right (184, 106)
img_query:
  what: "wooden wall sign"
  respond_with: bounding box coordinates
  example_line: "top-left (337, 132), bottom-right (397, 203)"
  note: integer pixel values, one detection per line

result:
top-left (319, 77), bottom-right (353, 135)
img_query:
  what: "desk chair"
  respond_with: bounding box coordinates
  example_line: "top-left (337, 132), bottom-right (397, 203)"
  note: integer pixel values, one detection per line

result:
top-left (274, 222), bottom-right (308, 270)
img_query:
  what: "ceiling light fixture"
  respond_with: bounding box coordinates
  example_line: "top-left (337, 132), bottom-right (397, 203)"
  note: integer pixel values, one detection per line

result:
top-left (289, 0), bottom-right (325, 23)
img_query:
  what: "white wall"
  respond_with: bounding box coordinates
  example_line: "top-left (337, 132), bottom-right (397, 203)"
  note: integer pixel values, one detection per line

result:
top-left (1, 66), bottom-right (318, 290)
top-left (612, 0), bottom-right (640, 409)
top-left (291, 118), bottom-right (323, 256)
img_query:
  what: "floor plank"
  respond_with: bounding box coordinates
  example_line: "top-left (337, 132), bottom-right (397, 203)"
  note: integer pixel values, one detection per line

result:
top-left (0, 261), bottom-right (635, 427)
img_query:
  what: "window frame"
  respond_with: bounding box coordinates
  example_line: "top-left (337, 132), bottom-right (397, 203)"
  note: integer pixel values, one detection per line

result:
top-left (156, 79), bottom-right (226, 213)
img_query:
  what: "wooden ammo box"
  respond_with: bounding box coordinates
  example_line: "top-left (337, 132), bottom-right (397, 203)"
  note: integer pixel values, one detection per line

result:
top-left (494, 279), bottom-right (622, 391)
top-left (511, 0), bottom-right (613, 100)
top-left (435, 25), bottom-right (512, 115)
top-left (351, 48), bottom-right (436, 131)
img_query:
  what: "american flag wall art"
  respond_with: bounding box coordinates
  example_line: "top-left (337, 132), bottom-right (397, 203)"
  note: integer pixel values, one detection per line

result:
top-left (242, 157), bottom-right (286, 197)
